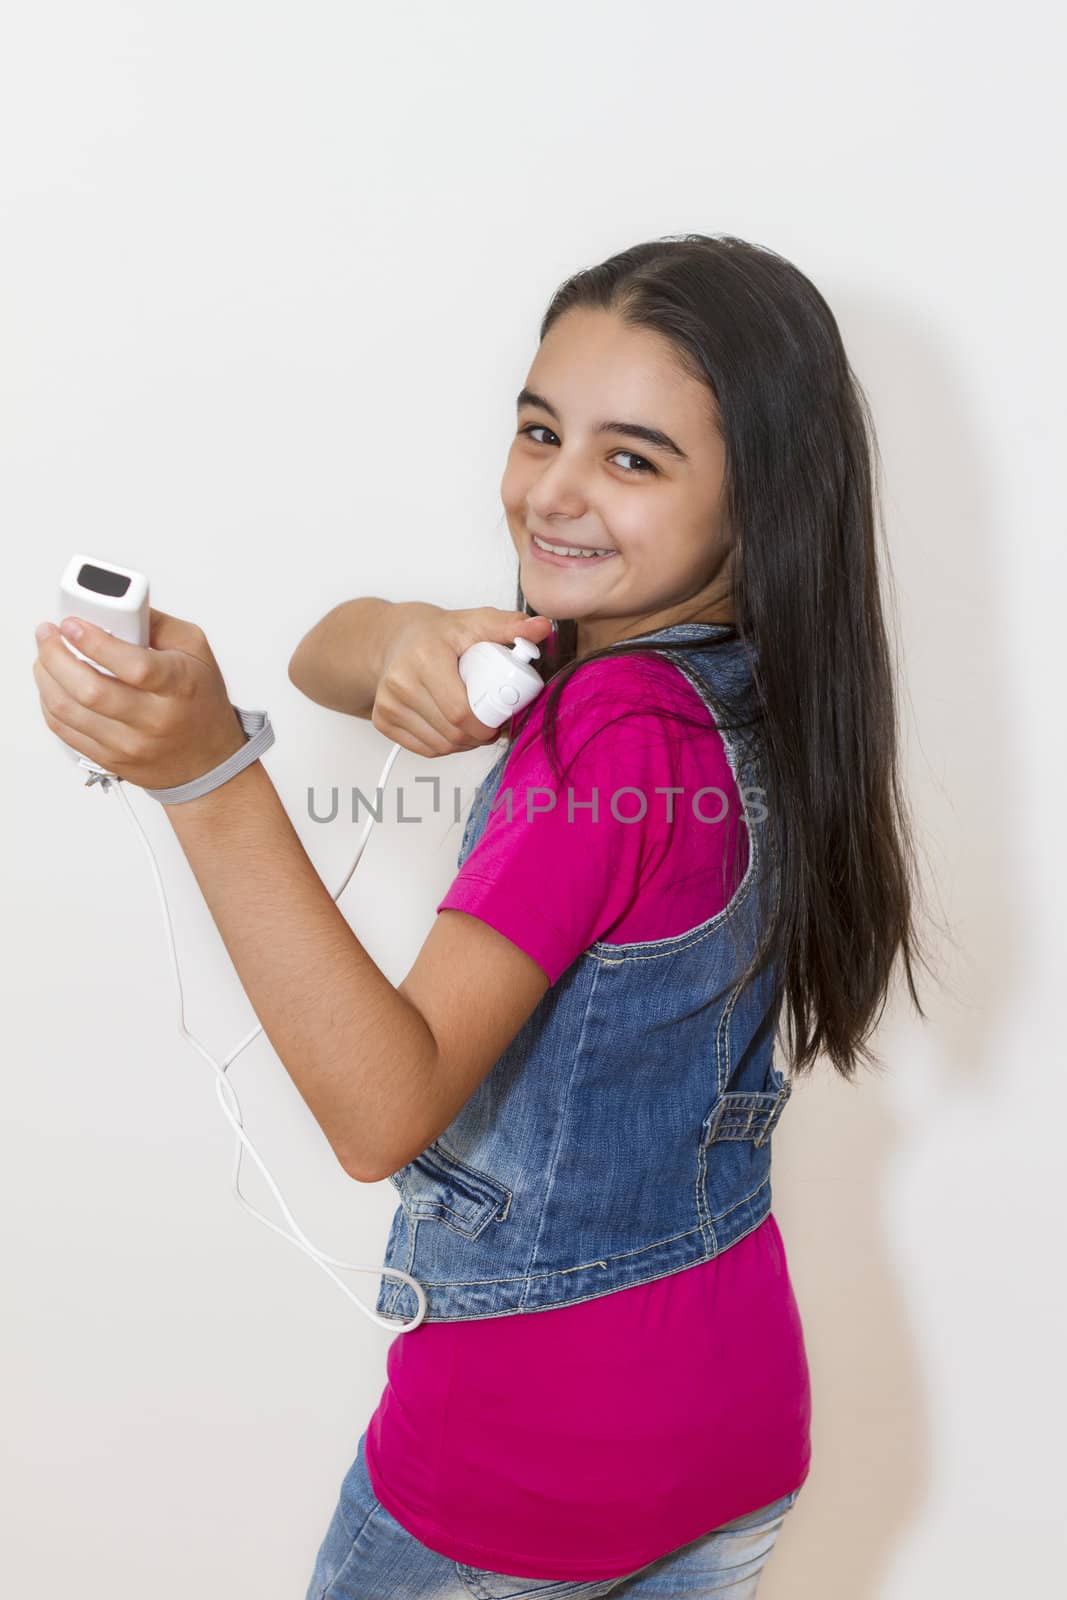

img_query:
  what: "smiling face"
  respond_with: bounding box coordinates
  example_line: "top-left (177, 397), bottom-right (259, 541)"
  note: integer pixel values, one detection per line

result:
top-left (500, 306), bottom-right (735, 658)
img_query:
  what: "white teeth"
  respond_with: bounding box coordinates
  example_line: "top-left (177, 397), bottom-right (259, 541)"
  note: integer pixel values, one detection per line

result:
top-left (533, 534), bottom-right (613, 559)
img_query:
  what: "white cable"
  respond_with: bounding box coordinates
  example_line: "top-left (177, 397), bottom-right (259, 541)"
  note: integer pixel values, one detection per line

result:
top-left (86, 740), bottom-right (427, 1334)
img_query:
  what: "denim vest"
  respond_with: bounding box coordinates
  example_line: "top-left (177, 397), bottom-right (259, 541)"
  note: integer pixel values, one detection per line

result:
top-left (375, 621), bottom-right (792, 1326)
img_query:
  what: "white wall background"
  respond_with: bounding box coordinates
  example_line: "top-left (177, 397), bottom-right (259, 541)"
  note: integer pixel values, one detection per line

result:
top-left (2, 2), bottom-right (1063, 1594)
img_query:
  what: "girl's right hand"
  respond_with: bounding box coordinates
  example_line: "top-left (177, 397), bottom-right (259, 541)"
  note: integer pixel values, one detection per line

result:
top-left (371, 606), bottom-right (557, 758)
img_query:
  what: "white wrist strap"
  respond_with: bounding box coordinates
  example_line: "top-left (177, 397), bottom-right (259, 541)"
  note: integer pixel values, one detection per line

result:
top-left (143, 706), bottom-right (275, 805)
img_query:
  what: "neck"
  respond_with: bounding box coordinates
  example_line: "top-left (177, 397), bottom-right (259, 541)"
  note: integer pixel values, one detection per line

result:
top-left (576, 601), bottom-right (734, 661)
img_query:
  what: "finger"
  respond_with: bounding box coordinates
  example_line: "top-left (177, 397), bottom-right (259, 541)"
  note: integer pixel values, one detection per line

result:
top-left (375, 700), bottom-right (463, 755)
top-left (34, 633), bottom-right (157, 731)
top-left (392, 729), bottom-right (452, 760)
top-left (403, 674), bottom-right (500, 746)
top-left (486, 610), bottom-right (556, 644)
top-left (392, 645), bottom-right (506, 740)
top-left (375, 695), bottom-right (492, 755)
top-left (437, 685), bottom-right (501, 742)
top-left (37, 692), bottom-right (130, 772)
top-left (437, 648), bottom-right (538, 740)
top-left (51, 615), bottom-right (169, 692)
top-left (32, 656), bottom-right (144, 755)
top-left (148, 607), bottom-right (212, 660)
top-left (379, 658), bottom-right (475, 746)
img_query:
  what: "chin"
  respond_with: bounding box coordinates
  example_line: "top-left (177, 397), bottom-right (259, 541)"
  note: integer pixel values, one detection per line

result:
top-left (514, 563), bottom-right (550, 609)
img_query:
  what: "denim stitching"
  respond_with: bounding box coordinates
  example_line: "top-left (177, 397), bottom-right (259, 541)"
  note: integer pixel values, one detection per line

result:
top-left (703, 1089), bottom-right (786, 1143)
top-left (378, 1209), bottom-right (418, 1318)
top-left (433, 1137), bottom-right (515, 1220)
top-left (586, 869), bottom-right (760, 962)
top-left (753, 1077), bottom-right (792, 1149)
top-left (378, 1201), bottom-right (775, 1323)
top-left (386, 1180), bottom-right (772, 1291)
top-left (694, 1109), bottom-right (719, 1254)
top-left (517, 956), bottom-right (604, 1309)
top-left (715, 975), bottom-right (746, 1095)
top-left (405, 1207), bottom-right (498, 1239)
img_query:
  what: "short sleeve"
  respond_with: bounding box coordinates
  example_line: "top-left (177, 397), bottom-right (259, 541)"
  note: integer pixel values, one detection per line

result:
top-left (435, 655), bottom-right (739, 983)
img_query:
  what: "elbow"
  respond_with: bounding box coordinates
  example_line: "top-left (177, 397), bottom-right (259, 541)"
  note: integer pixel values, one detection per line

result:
top-left (287, 649), bottom-right (308, 694)
top-left (343, 1140), bottom-right (410, 1185)
top-left (288, 626), bottom-right (324, 697)
top-left (339, 1143), bottom-right (389, 1185)
top-left (288, 650), bottom-right (328, 709)
top-left (344, 1159), bottom-right (384, 1185)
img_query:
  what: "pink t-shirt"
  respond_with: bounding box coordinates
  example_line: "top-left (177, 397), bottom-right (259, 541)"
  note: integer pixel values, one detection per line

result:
top-left (365, 653), bottom-right (812, 1580)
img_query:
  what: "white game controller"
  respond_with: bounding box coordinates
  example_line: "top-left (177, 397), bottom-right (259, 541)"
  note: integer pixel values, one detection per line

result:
top-left (56, 554), bottom-right (152, 780)
top-left (58, 553), bottom-right (151, 663)
top-left (57, 552), bottom-right (545, 737)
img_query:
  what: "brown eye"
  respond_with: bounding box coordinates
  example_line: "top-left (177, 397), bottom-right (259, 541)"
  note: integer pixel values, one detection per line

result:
top-left (610, 449), bottom-right (656, 475)
top-left (517, 424), bottom-right (657, 475)
top-left (519, 424), bottom-right (556, 446)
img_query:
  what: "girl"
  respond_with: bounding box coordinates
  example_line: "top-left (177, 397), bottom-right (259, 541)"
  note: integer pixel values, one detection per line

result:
top-left (33, 234), bottom-right (929, 1597)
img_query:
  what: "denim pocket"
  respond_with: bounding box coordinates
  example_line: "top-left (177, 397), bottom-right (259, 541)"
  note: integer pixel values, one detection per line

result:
top-left (700, 1084), bottom-right (791, 1146)
top-left (390, 1139), bottom-right (512, 1238)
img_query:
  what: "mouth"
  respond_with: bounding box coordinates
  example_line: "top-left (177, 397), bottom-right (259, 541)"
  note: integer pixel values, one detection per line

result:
top-left (528, 531), bottom-right (618, 566)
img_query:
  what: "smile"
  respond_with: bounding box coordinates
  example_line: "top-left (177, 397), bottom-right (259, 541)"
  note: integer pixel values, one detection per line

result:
top-left (530, 533), bottom-right (617, 563)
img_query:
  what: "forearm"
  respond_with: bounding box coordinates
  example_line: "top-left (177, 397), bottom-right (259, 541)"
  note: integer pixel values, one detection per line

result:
top-left (162, 756), bottom-right (437, 1181)
top-left (287, 597), bottom-right (441, 717)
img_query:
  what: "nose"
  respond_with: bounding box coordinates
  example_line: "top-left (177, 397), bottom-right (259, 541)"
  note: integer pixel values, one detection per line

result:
top-left (525, 450), bottom-right (590, 522)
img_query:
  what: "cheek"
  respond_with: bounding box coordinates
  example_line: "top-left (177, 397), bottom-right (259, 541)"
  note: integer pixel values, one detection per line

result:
top-left (499, 453), bottom-right (527, 512)
top-left (609, 511), bottom-right (665, 562)
top-left (679, 517), bottom-right (725, 579)
top-left (618, 522), bottom-right (698, 576)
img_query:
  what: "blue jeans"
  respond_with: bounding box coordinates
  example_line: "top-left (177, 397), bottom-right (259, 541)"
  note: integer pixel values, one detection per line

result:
top-left (305, 1430), bottom-right (802, 1598)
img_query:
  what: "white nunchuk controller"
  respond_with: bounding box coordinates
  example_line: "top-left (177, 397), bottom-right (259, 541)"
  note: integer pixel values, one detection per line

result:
top-left (56, 553), bottom-right (545, 742)
top-left (457, 635), bottom-right (544, 728)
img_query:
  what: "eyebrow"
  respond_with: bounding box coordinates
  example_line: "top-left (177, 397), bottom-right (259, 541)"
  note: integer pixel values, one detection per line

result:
top-left (515, 387), bottom-right (690, 463)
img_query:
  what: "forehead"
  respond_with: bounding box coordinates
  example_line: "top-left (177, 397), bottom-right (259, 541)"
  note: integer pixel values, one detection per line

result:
top-left (527, 307), bottom-right (712, 428)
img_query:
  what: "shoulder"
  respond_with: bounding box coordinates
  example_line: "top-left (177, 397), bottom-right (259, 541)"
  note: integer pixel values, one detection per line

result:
top-left (523, 648), bottom-right (708, 713)
top-left (505, 650), bottom-right (718, 784)
top-left (537, 650), bottom-right (713, 735)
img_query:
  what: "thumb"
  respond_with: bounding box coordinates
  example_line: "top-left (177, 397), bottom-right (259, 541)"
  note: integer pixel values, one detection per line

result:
top-left (148, 607), bottom-right (216, 666)
top-left (457, 608), bottom-right (557, 657)
top-left (501, 611), bottom-right (557, 642)
top-left (488, 613), bottom-right (556, 660)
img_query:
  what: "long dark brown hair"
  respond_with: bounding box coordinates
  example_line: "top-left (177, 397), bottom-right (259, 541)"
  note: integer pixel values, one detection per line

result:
top-left (501, 233), bottom-right (936, 1083)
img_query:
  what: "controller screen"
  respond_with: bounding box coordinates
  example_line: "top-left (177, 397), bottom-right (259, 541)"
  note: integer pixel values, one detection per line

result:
top-left (77, 563), bottom-right (131, 599)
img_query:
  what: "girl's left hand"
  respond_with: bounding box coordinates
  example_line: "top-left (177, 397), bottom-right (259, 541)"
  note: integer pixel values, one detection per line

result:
top-left (32, 608), bottom-right (248, 790)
